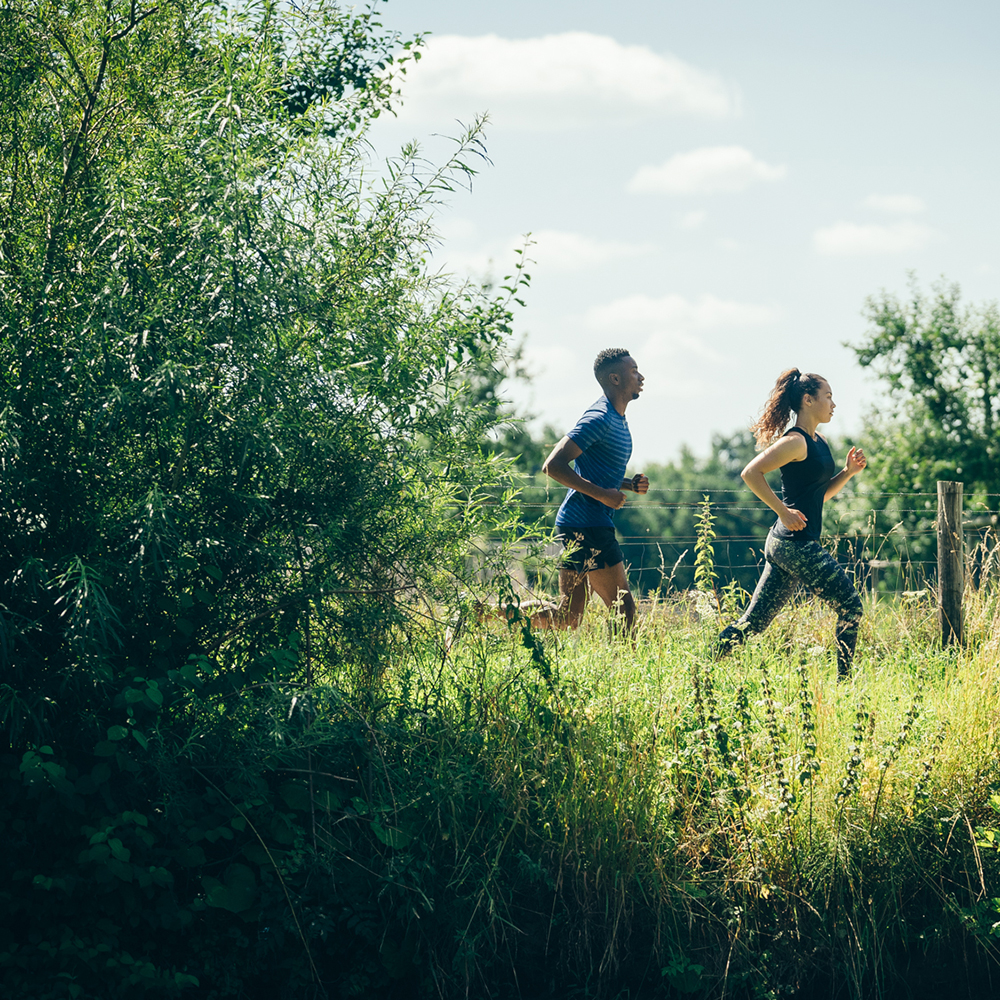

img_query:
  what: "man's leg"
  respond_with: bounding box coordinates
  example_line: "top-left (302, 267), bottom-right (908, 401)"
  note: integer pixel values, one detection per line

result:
top-left (529, 568), bottom-right (590, 630)
top-left (587, 560), bottom-right (636, 632)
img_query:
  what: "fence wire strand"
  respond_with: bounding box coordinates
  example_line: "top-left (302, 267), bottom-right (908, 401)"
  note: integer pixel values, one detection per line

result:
top-left (489, 484), bottom-right (999, 597)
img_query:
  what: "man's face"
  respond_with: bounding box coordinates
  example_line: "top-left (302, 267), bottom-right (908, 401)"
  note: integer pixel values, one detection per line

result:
top-left (614, 356), bottom-right (644, 400)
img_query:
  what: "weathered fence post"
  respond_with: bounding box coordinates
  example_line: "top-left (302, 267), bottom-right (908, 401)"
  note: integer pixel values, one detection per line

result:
top-left (937, 480), bottom-right (964, 646)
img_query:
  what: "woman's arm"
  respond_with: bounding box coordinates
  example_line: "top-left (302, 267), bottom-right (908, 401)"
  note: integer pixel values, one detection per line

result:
top-left (824, 445), bottom-right (867, 500)
top-left (741, 433), bottom-right (809, 531)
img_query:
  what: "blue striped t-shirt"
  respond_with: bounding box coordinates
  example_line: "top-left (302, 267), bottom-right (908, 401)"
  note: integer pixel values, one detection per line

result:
top-left (555, 396), bottom-right (632, 529)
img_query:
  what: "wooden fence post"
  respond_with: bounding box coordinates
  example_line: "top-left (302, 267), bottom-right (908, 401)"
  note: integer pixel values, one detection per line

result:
top-left (937, 480), bottom-right (964, 646)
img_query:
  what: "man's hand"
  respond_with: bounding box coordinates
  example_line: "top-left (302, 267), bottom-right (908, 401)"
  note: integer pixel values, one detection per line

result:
top-left (631, 473), bottom-right (649, 495)
top-left (601, 487), bottom-right (628, 509)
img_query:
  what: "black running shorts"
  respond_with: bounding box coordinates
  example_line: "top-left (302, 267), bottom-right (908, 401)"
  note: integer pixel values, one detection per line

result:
top-left (556, 526), bottom-right (624, 573)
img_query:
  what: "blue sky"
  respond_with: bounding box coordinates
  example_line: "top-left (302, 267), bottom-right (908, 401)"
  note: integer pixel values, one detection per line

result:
top-left (368, 0), bottom-right (1000, 466)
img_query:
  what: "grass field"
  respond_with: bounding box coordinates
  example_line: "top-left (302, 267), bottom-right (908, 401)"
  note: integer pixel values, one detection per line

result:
top-left (8, 580), bottom-right (1000, 998)
top-left (374, 585), bottom-right (1000, 997)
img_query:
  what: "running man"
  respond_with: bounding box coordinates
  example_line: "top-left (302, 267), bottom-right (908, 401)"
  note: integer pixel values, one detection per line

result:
top-left (532, 347), bottom-right (649, 632)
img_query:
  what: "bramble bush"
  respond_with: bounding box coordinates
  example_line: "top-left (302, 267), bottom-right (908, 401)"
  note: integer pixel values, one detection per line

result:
top-left (0, 0), bottom-right (527, 994)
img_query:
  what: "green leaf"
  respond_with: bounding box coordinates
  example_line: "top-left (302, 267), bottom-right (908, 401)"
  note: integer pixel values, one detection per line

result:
top-left (278, 782), bottom-right (311, 811)
top-left (204, 863), bottom-right (257, 913)
top-left (242, 843), bottom-right (271, 866)
top-left (107, 726), bottom-right (129, 741)
top-left (371, 817), bottom-right (412, 850)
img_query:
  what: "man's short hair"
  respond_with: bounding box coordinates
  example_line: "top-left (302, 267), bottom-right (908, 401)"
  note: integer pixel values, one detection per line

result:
top-left (593, 347), bottom-right (632, 383)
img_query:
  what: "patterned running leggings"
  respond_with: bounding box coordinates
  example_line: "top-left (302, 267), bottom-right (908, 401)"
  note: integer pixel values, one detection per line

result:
top-left (719, 530), bottom-right (863, 676)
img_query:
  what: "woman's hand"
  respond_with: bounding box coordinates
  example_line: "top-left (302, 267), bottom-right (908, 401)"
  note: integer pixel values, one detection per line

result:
top-left (845, 446), bottom-right (867, 476)
top-left (779, 507), bottom-right (808, 532)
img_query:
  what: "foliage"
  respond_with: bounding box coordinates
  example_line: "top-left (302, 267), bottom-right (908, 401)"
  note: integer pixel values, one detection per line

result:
top-left (0, 0), bottom-right (525, 733)
top-left (852, 276), bottom-right (1000, 500)
top-left (0, 0), bottom-right (528, 995)
top-left (463, 328), bottom-right (559, 476)
top-left (848, 276), bottom-right (1000, 580)
top-left (9, 585), bottom-right (1000, 998)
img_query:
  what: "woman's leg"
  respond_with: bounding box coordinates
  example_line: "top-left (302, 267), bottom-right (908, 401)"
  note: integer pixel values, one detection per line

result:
top-left (717, 535), bottom-right (799, 654)
top-left (768, 539), bottom-right (863, 678)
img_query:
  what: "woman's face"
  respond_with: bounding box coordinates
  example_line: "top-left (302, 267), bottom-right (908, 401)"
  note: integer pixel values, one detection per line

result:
top-left (805, 380), bottom-right (835, 423)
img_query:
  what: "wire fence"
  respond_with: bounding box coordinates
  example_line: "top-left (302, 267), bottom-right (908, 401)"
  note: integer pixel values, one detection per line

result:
top-left (488, 477), bottom-right (1000, 599)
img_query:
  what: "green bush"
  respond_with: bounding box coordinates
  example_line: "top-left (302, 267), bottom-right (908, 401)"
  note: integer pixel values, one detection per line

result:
top-left (0, 0), bottom-right (525, 994)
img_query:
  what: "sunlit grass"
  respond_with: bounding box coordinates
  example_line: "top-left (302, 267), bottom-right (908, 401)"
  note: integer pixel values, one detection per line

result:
top-left (393, 587), bottom-right (1000, 996)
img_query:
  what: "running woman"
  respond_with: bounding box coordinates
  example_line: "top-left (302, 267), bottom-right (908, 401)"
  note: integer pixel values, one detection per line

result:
top-left (717, 369), bottom-right (867, 677)
top-left (532, 348), bottom-right (649, 633)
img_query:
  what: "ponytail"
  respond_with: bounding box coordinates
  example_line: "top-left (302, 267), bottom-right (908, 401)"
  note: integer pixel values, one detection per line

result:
top-left (750, 368), bottom-right (825, 448)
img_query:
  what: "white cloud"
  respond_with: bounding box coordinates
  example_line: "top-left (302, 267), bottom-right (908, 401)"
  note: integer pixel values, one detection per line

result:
top-left (531, 230), bottom-right (655, 270)
top-left (628, 145), bottom-right (786, 195)
top-left (439, 230), bottom-right (655, 275)
top-left (678, 210), bottom-right (707, 230)
top-left (588, 293), bottom-right (779, 332)
top-left (864, 193), bottom-right (925, 214)
top-left (397, 33), bottom-right (735, 129)
top-left (813, 220), bottom-right (936, 256)
top-left (586, 292), bottom-right (780, 366)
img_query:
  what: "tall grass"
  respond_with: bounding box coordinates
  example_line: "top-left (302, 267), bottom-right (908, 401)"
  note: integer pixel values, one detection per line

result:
top-left (354, 587), bottom-right (1000, 997)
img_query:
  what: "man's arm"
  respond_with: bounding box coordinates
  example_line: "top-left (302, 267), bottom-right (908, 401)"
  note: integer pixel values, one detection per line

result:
top-left (542, 436), bottom-right (627, 510)
top-left (621, 473), bottom-right (649, 495)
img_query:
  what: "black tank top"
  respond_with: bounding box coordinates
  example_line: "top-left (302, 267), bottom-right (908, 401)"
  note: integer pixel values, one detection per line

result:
top-left (771, 427), bottom-right (836, 542)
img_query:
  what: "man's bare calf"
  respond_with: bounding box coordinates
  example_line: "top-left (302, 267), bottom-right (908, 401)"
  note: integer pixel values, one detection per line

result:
top-left (529, 563), bottom-right (636, 633)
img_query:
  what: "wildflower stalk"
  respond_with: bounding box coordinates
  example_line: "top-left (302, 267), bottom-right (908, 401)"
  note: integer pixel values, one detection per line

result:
top-left (760, 659), bottom-right (800, 879)
top-left (869, 669), bottom-right (925, 835)
top-left (796, 659), bottom-right (820, 847)
top-left (694, 495), bottom-right (717, 603)
top-left (835, 697), bottom-right (869, 840)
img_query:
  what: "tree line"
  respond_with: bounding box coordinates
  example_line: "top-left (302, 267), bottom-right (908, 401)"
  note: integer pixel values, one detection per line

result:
top-left (501, 278), bottom-right (1000, 596)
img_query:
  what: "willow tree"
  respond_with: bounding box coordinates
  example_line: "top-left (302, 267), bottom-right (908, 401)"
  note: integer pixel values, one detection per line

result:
top-left (0, 4), bottom-right (525, 993)
top-left (0, 0), bottom-right (523, 740)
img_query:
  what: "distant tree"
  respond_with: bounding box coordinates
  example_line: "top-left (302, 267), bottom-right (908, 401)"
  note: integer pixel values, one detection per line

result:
top-left (848, 277), bottom-right (1000, 580)
top-left (852, 277), bottom-right (1000, 501)
top-left (616, 430), bottom-right (777, 594)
